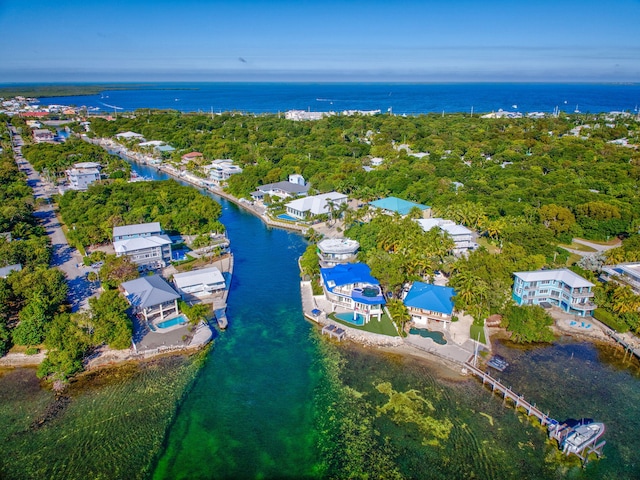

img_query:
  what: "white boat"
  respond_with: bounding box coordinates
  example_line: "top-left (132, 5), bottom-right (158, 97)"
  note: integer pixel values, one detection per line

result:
top-left (562, 422), bottom-right (605, 454)
top-left (487, 355), bottom-right (509, 372)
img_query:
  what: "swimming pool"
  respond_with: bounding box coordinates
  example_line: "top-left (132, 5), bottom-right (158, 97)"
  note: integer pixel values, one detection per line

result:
top-left (335, 312), bottom-right (365, 326)
top-left (156, 315), bottom-right (189, 329)
top-left (277, 214), bottom-right (299, 222)
top-left (409, 327), bottom-right (447, 345)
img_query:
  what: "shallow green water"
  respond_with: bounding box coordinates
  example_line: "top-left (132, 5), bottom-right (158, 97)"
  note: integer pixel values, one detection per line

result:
top-left (0, 354), bottom-right (205, 480)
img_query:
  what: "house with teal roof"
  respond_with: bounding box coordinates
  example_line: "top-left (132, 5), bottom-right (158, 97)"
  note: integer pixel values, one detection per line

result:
top-left (369, 196), bottom-right (431, 218)
top-left (403, 282), bottom-right (456, 328)
top-left (320, 263), bottom-right (386, 324)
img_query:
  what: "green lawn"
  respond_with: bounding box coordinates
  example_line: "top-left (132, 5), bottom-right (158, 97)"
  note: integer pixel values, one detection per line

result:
top-left (470, 324), bottom-right (487, 345)
top-left (329, 312), bottom-right (399, 337)
top-left (476, 237), bottom-right (501, 254)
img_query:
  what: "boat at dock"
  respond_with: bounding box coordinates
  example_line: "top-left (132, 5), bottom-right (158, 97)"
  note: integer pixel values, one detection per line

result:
top-left (561, 422), bottom-right (605, 455)
top-left (487, 355), bottom-right (509, 372)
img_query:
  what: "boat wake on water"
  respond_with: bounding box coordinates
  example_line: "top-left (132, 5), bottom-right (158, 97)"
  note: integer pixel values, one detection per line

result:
top-left (100, 101), bottom-right (123, 110)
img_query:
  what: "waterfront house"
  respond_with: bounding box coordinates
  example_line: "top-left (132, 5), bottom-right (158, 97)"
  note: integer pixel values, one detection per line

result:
top-left (113, 222), bottom-right (163, 241)
top-left (203, 159), bottom-right (243, 184)
top-left (320, 263), bottom-right (385, 324)
top-left (120, 275), bottom-right (180, 323)
top-left (113, 222), bottom-right (172, 269)
top-left (416, 218), bottom-right (477, 255)
top-left (402, 282), bottom-right (456, 328)
top-left (600, 262), bottom-right (640, 294)
top-left (369, 197), bottom-right (431, 218)
top-left (32, 128), bottom-right (54, 143)
top-left (115, 131), bottom-right (145, 141)
top-left (285, 192), bottom-right (347, 220)
top-left (251, 180), bottom-right (309, 201)
top-left (512, 269), bottom-right (595, 317)
top-left (181, 151), bottom-right (203, 163)
top-left (317, 238), bottom-right (359, 268)
top-left (173, 267), bottom-right (226, 298)
top-left (65, 165), bottom-right (101, 190)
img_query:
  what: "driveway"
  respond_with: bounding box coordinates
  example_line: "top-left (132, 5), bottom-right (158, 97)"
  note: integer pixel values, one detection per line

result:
top-left (11, 131), bottom-right (98, 312)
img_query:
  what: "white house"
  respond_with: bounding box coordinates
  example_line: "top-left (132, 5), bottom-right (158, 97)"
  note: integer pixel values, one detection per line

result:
top-left (601, 263), bottom-right (640, 295)
top-left (66, 167), bottom-right (101, 190)
top-left (204, 159), bottom-right (243, 184)
top-left (113, 222), bottom-right (172, 269)
top-left (416, 218), bottom-right (477, 255)
top-left (115, 131), bottom-right (145, 141)
top-left (32, 129), bottom-right (54, 143)
top-left (120, 275), bottom-right (180, 323)
top-left (317, 238), bottom-right (359, 267)
top-left (251, 179), bottom-right (309, 201)
top-left (285, 192), bottom-right (348, 220)
top-left (173, 267), bottom-right (226, 298)
top-left (113, 222), bottom-right (163, 241)
top-left (285, 110), bottom-right (327, 121)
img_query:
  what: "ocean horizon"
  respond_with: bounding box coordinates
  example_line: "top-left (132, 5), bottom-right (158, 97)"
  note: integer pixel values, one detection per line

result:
top-left (6, 81), bottom-right (639, 115)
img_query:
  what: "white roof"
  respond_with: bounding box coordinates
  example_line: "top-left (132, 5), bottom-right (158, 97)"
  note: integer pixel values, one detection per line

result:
top-left (139, 140), bottom-right (165, 146)
top-left (440, 224), bottom-right (472, 236)
top-left (116, 131), bottom-right (144, 139)
top-left (113, 222), bottom-right (162, 238)
top-left (317, 238), bottom-right (360, 255)
top-left (67, 168), bottom-right (100, 176)
top-left (514, 269), bottom-right (594, 288)
top-left (73, 162), bottom-right (101, 169)
top-left (416, 218), bottom-right (455, 231)
top-left (173, 267), bottom-right (224, 289)
top-left (286, 192), bottom-right (347, 215)
top-left (114, 235), bottom-right (171, 254)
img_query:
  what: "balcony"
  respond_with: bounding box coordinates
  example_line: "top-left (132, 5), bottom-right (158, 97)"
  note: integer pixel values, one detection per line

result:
top-left (351, 286), bottom-right (385, 305)
top-left (571, 301), bottom-right (596, 311)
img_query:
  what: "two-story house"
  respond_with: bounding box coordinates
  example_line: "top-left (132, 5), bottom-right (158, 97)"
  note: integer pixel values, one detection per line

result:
top-left (113, 222), bottom-right (172, 269)
top-left (120, 275), bottom-right (180, 324)
top-left (416, 218), bottom-right (477, 256)
top-left (403, 282), bottom-right (457, 328)
top-left (320, 263), bottom-right (386, 324)
top-left (512, 269), bottom-right (595, 317)
top-left (316, 238), bottom-right (359, 268)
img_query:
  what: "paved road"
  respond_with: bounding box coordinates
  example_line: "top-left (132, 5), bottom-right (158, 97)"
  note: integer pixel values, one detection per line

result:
top-left (9, 126), bottom-right (98, 312)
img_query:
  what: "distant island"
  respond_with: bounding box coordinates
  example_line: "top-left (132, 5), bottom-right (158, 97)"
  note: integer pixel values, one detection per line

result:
top-left (0, 84), bottom-right (199, 98)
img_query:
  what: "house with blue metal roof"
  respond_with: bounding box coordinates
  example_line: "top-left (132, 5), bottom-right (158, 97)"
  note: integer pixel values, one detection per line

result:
top-left (369, 196), bottom-right (431, 218)
top-left (320, 263), bottom-right (386, 324)
top-left (403, 282), bottom-right (456, 328)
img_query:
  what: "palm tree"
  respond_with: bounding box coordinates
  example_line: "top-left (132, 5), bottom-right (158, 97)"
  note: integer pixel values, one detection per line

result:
top-left (611, 285), bottom-right (640, 314)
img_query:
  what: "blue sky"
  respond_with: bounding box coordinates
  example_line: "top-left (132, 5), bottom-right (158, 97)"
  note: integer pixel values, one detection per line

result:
top-left (1, 0), bottom-right (639, 82)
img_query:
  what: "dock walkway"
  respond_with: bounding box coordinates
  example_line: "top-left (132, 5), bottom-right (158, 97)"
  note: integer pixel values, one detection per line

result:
top-left (605, 329), bottom-right (640, 361)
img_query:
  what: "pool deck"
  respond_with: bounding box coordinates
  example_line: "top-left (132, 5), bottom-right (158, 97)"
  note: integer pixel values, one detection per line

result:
top-left (300, 280), bottom-right (482, 367)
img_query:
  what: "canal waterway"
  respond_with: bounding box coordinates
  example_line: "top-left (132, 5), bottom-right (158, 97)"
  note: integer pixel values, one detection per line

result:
top-left (127, 161), bottom-right (640, 479)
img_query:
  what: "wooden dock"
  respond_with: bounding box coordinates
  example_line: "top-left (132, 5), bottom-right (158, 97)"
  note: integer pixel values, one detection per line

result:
top-left (465, 359), bottom-right (606, 465)
top-left (322, 324), bottom-right (346, 341)
top-left (605, 329), bottom-right (640, 361)
top-left (464, 360), bottom-right (553, 426)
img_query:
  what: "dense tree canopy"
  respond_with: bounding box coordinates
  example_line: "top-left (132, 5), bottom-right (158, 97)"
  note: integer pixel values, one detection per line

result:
top-left (57, 179), bottom-right (224, 247)
top-left (22, 137), bottom-right (130, 178)
top-left (500, 305), bottom-right (556, 343)
top-left (87, 110), bottom-right (640, 242)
